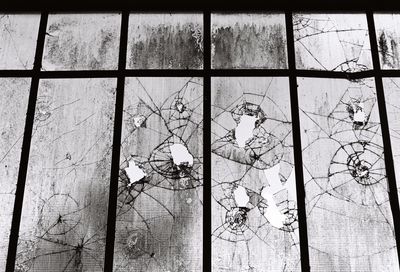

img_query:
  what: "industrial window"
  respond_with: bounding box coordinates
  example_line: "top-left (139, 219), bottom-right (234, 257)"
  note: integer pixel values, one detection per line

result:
top-left (1, 7), bottom-right (400, 272)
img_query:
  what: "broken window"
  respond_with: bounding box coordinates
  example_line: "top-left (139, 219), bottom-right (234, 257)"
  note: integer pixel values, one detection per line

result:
top-left (16, 78), bottom-right (116, 271)
top-left (294, 13), bottom-right (372, 72)
top-left (211, 77), bottom-right (299, 271)
top-left (0, 78), bottom-right (31, 271)
top-left (113, 77), bottom-right (203, 271)
top-left (298, 77), bottom-right (399, 271)
top-left (383, 78), bottom-right (400, 206)
top-left (2, 10), bottom-right (400, 272)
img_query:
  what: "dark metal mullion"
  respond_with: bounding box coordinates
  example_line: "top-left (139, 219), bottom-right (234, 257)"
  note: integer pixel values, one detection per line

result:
top-left (0, 69), bottom-right (392, 79)
top-left (4, 68), bottom-right (400, 79)
top-left (285, 11), bottom-right (311, 272)
top-left (104, 11), bottom-right (129, 272)
top-left (366, 11), bottom-right (400, 266)
top-left (203, 10), bottom-right (212, 272)
top-left (5, 12), bottom-right (49, 272)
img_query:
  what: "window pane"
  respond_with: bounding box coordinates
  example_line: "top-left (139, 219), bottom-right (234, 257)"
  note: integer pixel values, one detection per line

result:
top-left (0, 78), bottom-right (30, 271)
top-left (113, 78), bottom-right (203, 271)
top-left (298, 77), bottom-right (399, 271)
top-left (294, 14), bottom-right (372, 72)
top-left (126, 14), bottom-right (203, 69)
top-left (383, 78), bottom-right (400, 203)
top-left (211, 77), bottom-right (299, 271)
top-left (16, 78), bottom-right (116, 271)
top-left (42, 14), bottom-right (121, 70)
top-left (0, 14), bottom-right (40, 69)
top-left (374, 14), bottom-right (400, 69)
top-left (211, 14), bottom-right (287, 69)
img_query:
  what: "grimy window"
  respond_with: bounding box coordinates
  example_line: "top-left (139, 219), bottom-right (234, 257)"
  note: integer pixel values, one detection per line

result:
top-left (1, 4), bottom-right (400, 272)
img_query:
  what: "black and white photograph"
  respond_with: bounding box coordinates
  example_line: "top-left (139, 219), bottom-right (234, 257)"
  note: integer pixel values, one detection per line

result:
top-left (1, 1), bottom-right (400, 271)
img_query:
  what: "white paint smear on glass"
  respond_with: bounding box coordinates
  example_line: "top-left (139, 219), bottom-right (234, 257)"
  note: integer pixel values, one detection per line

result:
top-left (169, 143), bottom-right (193, 166)
top-left (261, 188), bottom-right (286, 228)
top-left (235, 114), bottom-right (257, 147)
top-left (125, 160), bottom-right (146, 185)
top-left (233, 186), bottom-right (249, 207)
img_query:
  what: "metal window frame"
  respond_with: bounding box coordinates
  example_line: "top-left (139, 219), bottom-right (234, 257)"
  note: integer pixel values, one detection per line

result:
top-left (1, 8), bottom-right (400, 272)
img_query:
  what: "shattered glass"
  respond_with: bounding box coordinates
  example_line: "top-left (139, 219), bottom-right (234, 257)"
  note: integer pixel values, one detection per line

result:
top-left (15, 78), bottom-right (116, 271)
top-left (383, 78), bottom-right (400, 207)
top-left (113, 77), bottom-right (203, 271)
top-left (211, 77), bottom-right (299, 271)
top-left (294, 14), bottom-right (372, 72)
top-left (298, 77), bottom-right (399, 271)
top-left (0, 78), bottom-right (31, 271)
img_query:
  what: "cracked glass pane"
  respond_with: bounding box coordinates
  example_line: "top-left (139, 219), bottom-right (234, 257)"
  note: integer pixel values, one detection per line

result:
top-left (211, 14), bottom-right (288, 69)
top-left (383, 78), bottom-right (400, 205)
top-left (0, 14), bottom-right (40, 69)
top-left (294, 14), bottom-right (372, 72)
top-left (211, 77), bottom-right (300, 271)
top-left (374, 14), bottom-right (400, 70)
top-left (42, 14), bottom-right (121, 70)
top-left (298, 77), bottom-right (399, 271)
top-left (113, 77), bottom-right (203, 271)
top-left (16, 78), bottom-right (116, 271)
top-left (126, 14), bottom-right (203, 69)
top-left (0, 78), bottom-right (30, 271)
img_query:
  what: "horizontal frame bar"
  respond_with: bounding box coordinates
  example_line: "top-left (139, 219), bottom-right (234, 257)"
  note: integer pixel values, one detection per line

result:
top-left (1, 1), bottom-right (400, 12)
top-left (1, 69), bottom-right (400, 79)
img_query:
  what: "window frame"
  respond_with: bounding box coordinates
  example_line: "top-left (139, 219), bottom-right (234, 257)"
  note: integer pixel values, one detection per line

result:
top-left (1, 5), bottom-right (400, 272)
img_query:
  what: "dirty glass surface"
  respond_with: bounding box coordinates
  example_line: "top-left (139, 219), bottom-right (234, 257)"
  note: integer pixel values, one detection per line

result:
top-left (294, 14), bottom-right (372, 72)
top-left (298, 77), bottom-right (399, 271)
top-left (113, 77), bottom-right (203, 271)
top-left (374, 14), bottom-right (400, 70)
top-left (0, 78), bottom-right (31, 271)
top-left (127, 14), bottom-right (203, 69)
top-left (211, 77), bottom-right (299, 271)
top-left (42, 14), bottom-right (121, 71)
top-left (16, 78), bottom-right (116, 271)
top-left (211, 14), bottom-right (287, 69)
top-left (383, 78), bottom-right (400, 206)
top-left (0, 14), bottom-right (40, 69)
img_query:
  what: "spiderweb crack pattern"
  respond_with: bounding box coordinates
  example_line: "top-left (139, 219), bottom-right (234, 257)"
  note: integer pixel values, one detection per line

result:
top-left (212, 77), bottom-right (300, 272)
top-left (113, 77), bottom-right (203, 272)
top-left (293, 14), bottom-right (372, 72)
top-left (298, 77), bottom-right (400, 271)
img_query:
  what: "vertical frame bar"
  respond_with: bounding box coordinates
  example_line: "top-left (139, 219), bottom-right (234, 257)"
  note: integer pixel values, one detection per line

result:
top-left (5, 12), bottom-right (48, 272)
top-left (285, 11), bottom-right (311, 272)
top-left (367, 10), bottom-right (400, 265)
top-left (104, 11), bottom-right (129, 272)
top-left (203, 9), bottom-right (211, 272)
